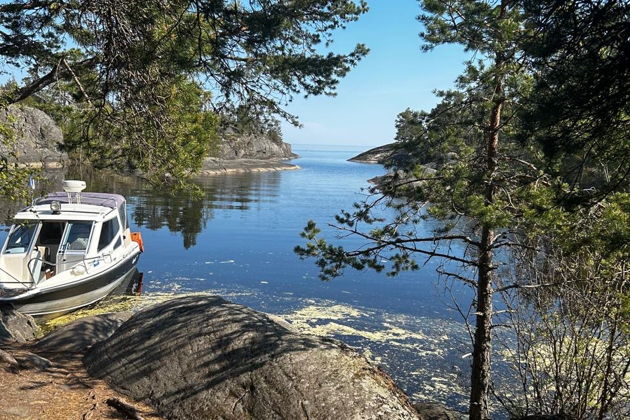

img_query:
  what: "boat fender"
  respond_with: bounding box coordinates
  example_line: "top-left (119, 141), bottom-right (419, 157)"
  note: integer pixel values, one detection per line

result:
top-left (130, 232), bottom-right (144, 252)
top-left (71, 264), bottom-right (86, 276)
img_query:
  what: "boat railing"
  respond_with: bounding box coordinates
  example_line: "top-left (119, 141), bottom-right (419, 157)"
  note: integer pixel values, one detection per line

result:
top-left (26, 256), bottom-right (55, 286)
top-left (26, 253), bottom-right (114, 286)
top-left (3, 251), bottom-right (117, 289)
top-left (34, 194), bottom-right (120, 210)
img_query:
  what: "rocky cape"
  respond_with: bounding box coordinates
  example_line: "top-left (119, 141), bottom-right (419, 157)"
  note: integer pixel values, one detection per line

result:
top-left (349, 143), bottom-right (439, 192)
top-left (199, 157), bottom-right (299, 176)
top-left (0, 298), bottom-right (466, 420)
top-left (348, 142), bottom-right (416, 168)
top-left (203, 128), bottom-right (300, 175)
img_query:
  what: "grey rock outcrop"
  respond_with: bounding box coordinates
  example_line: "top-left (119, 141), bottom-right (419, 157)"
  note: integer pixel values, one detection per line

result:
top-left (349, 143), bottom-right (410, 166)
top-left (0, 304), bottom-right (38, 344)
top-left (0, 105), bottom-right (67, 167)
top-left (85, 296), bottom-right (420, 420)
top-left (36, 312), bottom-right (132, 354)
top-left (348, 143), bottom-right (397, 163)
top-left (219, 131), bottom-right (297, 160)
top-left (14, 351), bottom-right (53, 371)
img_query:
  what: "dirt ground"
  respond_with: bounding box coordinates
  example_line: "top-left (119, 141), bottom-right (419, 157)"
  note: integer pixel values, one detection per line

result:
top-left (0, 345), bottom-right (164, 420)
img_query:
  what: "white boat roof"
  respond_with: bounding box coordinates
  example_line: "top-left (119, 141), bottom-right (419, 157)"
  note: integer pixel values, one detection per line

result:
top-left (13, 192), bottom-right (125, 221)
top-left (38, 192), bottom-right (125, 209)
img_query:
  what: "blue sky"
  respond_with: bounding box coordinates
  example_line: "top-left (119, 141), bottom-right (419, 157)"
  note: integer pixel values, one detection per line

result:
top-left (282, 0), bottom-right (469, 147)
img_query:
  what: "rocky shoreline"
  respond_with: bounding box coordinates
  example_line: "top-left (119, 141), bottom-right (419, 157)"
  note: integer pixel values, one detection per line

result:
top-left (348, 143), bottom-right (398, 164)
top-left (0, 311), bottom-right (164, 420)
top-left (199, 157), bottom-right (300, 176)
top-left (1, 298), bottom-right (462, 420)
top-left (1, 104), bottom-right (301, 177)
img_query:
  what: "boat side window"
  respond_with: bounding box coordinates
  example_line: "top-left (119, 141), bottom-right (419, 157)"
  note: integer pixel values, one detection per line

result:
top-left (65, 222), bottom-right (93, 251)
top-left (118, 203), bottom-right (127, 230)
top-left (98, 217), bottom-right (120, 252)
top-left (4, 221), bottom-right (38, 254)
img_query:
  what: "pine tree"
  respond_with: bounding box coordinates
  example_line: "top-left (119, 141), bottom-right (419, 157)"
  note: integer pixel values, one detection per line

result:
top-left (297, 1), bottom-right (538, 417)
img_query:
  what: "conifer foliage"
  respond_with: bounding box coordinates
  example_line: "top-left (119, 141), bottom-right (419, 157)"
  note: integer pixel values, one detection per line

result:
top-left (296, 1), bottom-right (629, 418)
top-left (0, 0), bottom-right (368, 187)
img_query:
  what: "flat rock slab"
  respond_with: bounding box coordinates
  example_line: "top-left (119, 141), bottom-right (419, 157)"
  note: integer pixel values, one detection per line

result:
top-left (199, 157), bottom-right (299, 175)
top-left (85, 296), bottom-right (420, 420)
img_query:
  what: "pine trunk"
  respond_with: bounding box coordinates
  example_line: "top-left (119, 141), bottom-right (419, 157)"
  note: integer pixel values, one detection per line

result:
top-left (469, 62), bottom-right (504, 419)
top-left (469, 226), bottom-right (495, 420)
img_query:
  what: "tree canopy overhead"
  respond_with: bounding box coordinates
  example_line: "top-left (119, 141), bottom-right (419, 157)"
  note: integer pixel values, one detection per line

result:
top-left (1, 0), bottom-right (368, 117)
top-left (0, 0), bottom-right (368, 186)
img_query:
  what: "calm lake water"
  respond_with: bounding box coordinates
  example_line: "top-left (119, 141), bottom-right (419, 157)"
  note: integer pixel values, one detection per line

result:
top-left (3, 145), bottom-right (477, 410)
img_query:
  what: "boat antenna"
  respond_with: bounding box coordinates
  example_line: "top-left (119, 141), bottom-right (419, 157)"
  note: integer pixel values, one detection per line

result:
top-left (28, 175), bottom-right (36, 206)
top-left (62, 180), bottom-right (86, 204)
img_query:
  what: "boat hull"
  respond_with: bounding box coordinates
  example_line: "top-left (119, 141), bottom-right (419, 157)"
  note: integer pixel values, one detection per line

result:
top-left (2, 251), bottom-right (140, 316)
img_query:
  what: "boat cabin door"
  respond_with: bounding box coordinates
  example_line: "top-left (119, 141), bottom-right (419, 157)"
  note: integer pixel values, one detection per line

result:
top-left (0, 221), bottom-right (40, 287)
top-left (57, 221), bottom-right (94, 273)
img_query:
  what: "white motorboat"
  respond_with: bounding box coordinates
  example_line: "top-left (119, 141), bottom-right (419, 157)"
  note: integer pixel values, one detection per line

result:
top-left (0, 180), bottom-right (144, 316)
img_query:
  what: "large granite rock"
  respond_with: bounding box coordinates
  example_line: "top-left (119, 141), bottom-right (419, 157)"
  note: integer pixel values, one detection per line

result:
top-left (348, 143), bottom-right (397, 163)
top-left (0, 105), bottom-right (67, 167)
top-left (85, 296), bottom-right (420, 420)
top-left (36, 312), bottom-right (132, 354)
top-left (0, 304), bottom-right (38, 344)
top-left (348, 143), bottom-right (410, 166)
top-left (219, 131), bottom-right (297, 160)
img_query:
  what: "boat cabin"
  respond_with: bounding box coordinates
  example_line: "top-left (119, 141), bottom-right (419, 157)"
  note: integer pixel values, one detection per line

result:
top-left (0, 182), bottom-right (131, 290)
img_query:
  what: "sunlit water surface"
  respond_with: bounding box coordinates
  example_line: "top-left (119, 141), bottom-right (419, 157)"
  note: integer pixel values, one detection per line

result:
top-left (2, 145), bottom-right (482, 410)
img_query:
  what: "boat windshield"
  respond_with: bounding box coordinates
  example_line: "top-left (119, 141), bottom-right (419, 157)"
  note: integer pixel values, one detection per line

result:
top-left (4, 221), bottom-right (38, 254)
top-left (64, 221), bottom-right (93, 251)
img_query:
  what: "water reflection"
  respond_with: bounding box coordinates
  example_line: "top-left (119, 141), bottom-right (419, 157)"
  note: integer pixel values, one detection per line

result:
top-left (196, 173), bottom-right (282, 216)
top-left (111, 268), bottom-right (144, 297)
top-left (131, 172), bottom-right (282, 248)
top-left (0, 165), bottom-right (285, 250)
top-left (131, 193), bottom-right (207, 249)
